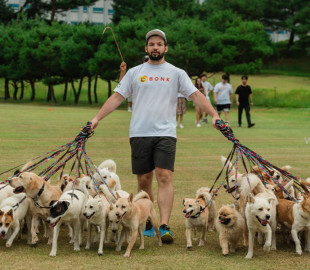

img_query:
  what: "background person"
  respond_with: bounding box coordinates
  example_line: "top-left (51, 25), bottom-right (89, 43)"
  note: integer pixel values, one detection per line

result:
top-left (194, 77), bottom-right (206, 127)
top-left (200, 73), bottom-right (213, 123)
top-left (176, 93), bottom-right (186, 128)
top-left (236, 75), bottom-right (255, 128)
top-left (214, 74), bottom-right (233, 126)
top-left (90, 29), bottom-right (220, 243)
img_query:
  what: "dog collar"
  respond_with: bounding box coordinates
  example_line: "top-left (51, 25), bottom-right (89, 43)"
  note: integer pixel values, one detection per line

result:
top-left (37, 182), bottom-right (45, 197)
top-left (12, 196), bottom-right (27, 210)
top-left (190, 206), bottom-right (206, 219)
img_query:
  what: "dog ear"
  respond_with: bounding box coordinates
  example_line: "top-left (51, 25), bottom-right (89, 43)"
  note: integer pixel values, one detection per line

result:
top-left (197, 194), bottom-right (205, 201)
top-left (128, 193), bottom-right (133, 202)
top-left (266, 196), bottom-right (275, 204)
top-left (110, 203), bottom-right (114, 210)
top-left (182, 199), bottom-right (185, 206)
top-left (7, 209), bottom-right (13, 217)
top-left (0, 210), bottom-right (3, 216)
top-left (116, 192), bottom-right (121, 199)
top-left (63, 201), bottom-right (70, 210)
top-left (88, 195), bottom-right (93, 200)
top-left (247, 194), bottom-right (255, 204)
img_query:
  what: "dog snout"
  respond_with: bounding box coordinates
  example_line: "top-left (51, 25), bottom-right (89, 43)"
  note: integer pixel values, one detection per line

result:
top-left (223, 184), bottom-right (227, 189)
top-left (112, 229), bottom-right (117, 233)
top-left (266, 215), bottom-right (270, 220)
top-left (182, 209), bottom-right (186, 213)
top-left (83, 213), bottom-right (87, 217)
top-left (1, 231), bottom-right (5, 235)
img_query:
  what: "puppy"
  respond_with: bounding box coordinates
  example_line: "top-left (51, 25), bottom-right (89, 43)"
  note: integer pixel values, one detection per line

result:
top-left (94, 168), bottom-right (121, 191)
top-left (0, 193), bottom-right (31, 247)
top-left (277, 185), bottom-right (310, 255)
top-left (84, 195), bottom-right (109, 255)
top-left (215, 205), bottom-right (246, 255)
top-left (47, 182), bottom-right (88, 257)
top-left (9, 172), bottom-right (62, 244)
top-left (245, 193), bottom-right (274, 259)
top-left (114, 191), bottom-right (162, 257)
top-left (183, 191), bottom-right (213, 248)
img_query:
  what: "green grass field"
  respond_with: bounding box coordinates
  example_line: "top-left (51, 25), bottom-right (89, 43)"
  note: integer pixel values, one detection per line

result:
top-left (0, 104), bottom-right (310, 270)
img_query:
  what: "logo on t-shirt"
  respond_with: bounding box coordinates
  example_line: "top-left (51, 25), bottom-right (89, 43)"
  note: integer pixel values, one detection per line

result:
top-left (140, 76), bottom-right (148, 83)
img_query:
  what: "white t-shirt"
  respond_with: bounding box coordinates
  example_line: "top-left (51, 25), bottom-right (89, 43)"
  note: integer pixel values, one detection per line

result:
top-left (214, 82), bottom-right (233, 104)
top-left (114, 62), bottom-right (197, 138)
top-left (201, 81), bottom-right (213, 100)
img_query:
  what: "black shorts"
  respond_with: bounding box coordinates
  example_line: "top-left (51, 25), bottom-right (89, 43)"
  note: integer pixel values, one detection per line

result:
top-left (130, 137), bottom-right (177, 175)
top-left (216, 104), bottom-right (231, 113)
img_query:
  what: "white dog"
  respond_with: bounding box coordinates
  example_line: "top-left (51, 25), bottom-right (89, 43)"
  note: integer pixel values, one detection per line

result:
top-left (47, 182), bottom-right (88, 257)
top-left (98, 159), bottom-right (117, 173)
top-left (245, 193), bottom-right (275, 259)
top-left (83, 195), bottom-right (109, 255)
top-left (0, 194), bottom-right (31, 247)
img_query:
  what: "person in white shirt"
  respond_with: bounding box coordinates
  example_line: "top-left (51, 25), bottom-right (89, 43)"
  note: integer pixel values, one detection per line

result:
top-left (214, 74), bottom-right (233, 125)
top-left (200, 73), bottom-right (213, 124)
top-left (90, 29), bottom-right (220, 243)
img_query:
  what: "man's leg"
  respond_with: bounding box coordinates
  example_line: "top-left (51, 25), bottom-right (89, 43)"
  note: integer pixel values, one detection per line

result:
top-left (224, 111), bottom-right (230, 123)
top-left (245, 104), bottom-right (252, 127)
top-left (155, 168), bottom-right (173, 225)
top-left (238, 105), bottom-right (243, 126)
top-left (137, 171), bottom-right (154, 201)
top-left (180, 114), bottom-right (183, 125)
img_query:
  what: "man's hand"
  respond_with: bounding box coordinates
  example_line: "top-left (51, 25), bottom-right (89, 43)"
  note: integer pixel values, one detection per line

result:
top-left (251, 102), bottom-right (254, 106)
top-left (214, 98), bottom-right (217, 104)
top-left (90, 118), bottom-right (99, 131)
top-left (237, 101), bottom-right (240, 106)
top-left (120, 62), bottom-right (127, 72)
top-left (212, 116), bottom-right (221, 130)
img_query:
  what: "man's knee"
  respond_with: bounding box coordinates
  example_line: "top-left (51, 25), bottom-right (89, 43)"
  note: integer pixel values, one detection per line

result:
top-left (138, 172), bottom-right (153, 189)
top-left (156, 168), bottom-right (172, 186)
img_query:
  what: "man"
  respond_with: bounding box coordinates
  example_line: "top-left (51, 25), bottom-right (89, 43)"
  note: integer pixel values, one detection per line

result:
top-left (235, 75), bottom-right (255, 128)
top-left (90, 29), bottom-right (220, 243)
top-left (214, 74), bottom-right (233, 126)
top-left (200, 73), bottom-right (213, 123)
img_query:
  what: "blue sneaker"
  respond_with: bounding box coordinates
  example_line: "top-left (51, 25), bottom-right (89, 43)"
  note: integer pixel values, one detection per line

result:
top-left (143, 220), bottom-right (156, 237)
top-left (159, 224), bottom-right (173, 243)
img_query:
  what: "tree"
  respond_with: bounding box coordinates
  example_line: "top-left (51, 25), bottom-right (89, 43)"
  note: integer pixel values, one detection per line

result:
top-left (0, 0), bottom-right (15, 23)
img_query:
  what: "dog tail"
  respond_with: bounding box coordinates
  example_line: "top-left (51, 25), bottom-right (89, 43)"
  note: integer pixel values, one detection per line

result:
top-left (133, 190), bottom-right (150, 202)
top-left (196, 191), bottom-right (212, 206)
top-left (21, 161), bottom-right (33, 172)
top-left (98, 159), bottom-right (117, 173)
top-left (240, 174), bottom-right (262, 198)
top-left (220, 156), bottom-right (236, 176)
top-left (281, 165), bottom-right (292, 172)
top-left (99, 184), bottom-right (116, 203)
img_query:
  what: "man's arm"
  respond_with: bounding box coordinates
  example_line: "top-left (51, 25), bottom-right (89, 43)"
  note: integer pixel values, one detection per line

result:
top-left (214, 92), bottom-right (217, 104)
top-left (190, 91), bottom-right (220, 128)
top-left (230, 93), bottom-right (233, 105)
top-left (90, 92), bottom-right (125, 130)
top-left (236, 94), bottom-right (240, 106)
top-left (249, 94), bottom-right (253, 106)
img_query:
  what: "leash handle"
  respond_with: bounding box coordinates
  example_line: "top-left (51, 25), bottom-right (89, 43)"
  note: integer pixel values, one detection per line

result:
top-left (75, 122), bottom-right (94, 142)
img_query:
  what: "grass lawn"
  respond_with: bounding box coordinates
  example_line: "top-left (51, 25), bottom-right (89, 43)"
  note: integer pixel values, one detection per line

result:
top-left (0, 104), bottom-right (310, 269)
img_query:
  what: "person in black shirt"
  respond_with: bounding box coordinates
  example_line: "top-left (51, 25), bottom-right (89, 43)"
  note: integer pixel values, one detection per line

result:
top-left (235, 75), bottom-right (255, 128)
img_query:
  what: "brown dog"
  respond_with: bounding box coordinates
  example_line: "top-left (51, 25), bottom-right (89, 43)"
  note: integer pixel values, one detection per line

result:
top-left (114, 191), bottom-right (162, 257)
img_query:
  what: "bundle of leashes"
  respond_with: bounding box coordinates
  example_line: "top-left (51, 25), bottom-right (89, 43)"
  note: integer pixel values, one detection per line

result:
top-left (0, 122), bottom-right (117, 200)
top-left (208, 120), bottom-right (304, 203)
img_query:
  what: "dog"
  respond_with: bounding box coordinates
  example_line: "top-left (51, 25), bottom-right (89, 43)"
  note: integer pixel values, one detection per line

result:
top-left (245, 193), bottom-right (275, 259)
top-left (215, 204), bottom-right (246, 255)
top-left (183, 190), bottom-right (213, 248)
top-left (0, 193), bottom-right (32, 247)
top-left (0, 184), bottom-right (14, 206)
top-left (114, 191), bottom-right (162, 257)
top-left (9, 171), bottom-right (62, 244)
top-left (83, 195), bottom-right (109, 255)
top-left (47, 182), bottom-right (88, 257)
top-left (277, 183), bottom-right (310, 255)
top-left (94, 168), bottom-right (121, 191)
top-left (108, 190), bottom-right (130, 244)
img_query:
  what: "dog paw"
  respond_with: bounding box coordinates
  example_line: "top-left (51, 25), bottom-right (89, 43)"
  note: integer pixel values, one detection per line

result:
top-left (49, 251), bottom-right (56, 257)
top-left (123, 253), bottom-right (130, 258)
top-left (85, 245), bottom-right (90, 250)
top-left (74, 247), bottom-right (80, 251)
top-left (270, 246), bottom-right (277, 251)
top-left (115, 247), bottom-right (121, 252)
top-left (296, 249), bottom-right (302, 256)
top-left (139, 246), bottom-right (144, 250)
top-left (98, 252), bottom-right (103, 256)
top-left (186, 246), bottom-right (193, 250)
top-left (6, 242), bottom-right (12, 248)
top-left (245, 254), bottom-right (253, 259)
top-left (263, 244), bottom-right (270, 253)
top-left (198, 241), bottom-right (205, 247)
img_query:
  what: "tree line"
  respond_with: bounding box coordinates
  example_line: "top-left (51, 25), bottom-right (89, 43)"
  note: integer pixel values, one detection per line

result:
top-left (1, 0), bottom-right (309, 103)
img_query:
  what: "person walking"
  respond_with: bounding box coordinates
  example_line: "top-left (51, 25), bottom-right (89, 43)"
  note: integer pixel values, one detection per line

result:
top-left (176, 93), bottom-right (186, 128)
top-left (214, 74), bottom-right (233, 126)
top-left (200, 73), bottom-right (213, 123)
top-left (235, 75), bottom-right (255, 128)
top-left (89, 29), bottom-right (220, 243)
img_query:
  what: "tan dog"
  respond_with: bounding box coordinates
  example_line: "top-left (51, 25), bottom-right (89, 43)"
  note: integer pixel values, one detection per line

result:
top-left (277, 184), bottom-right (310, 255)
top-left (9, 172), bottom-right (62, 244)
top-left (215, 205), bottom-right (246, 255)
top-left (183, 190), bottom-right (213, 249)
top-left (114, 191), bottom-right (162, 257)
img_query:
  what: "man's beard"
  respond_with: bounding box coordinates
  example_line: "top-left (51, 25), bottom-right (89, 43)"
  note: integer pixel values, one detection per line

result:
top-left (148, 50), bottom-right (165, 61)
